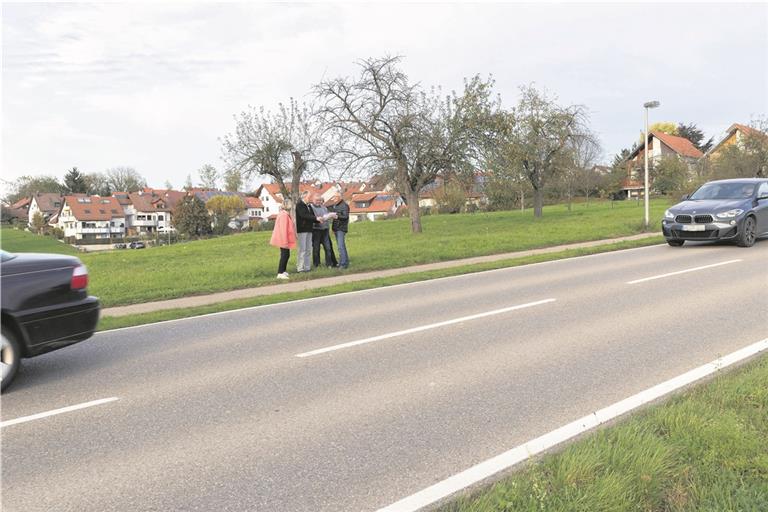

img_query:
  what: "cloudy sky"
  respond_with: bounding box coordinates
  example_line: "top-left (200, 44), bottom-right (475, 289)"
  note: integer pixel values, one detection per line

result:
top-left (2, 2), bottom-right (767, 192)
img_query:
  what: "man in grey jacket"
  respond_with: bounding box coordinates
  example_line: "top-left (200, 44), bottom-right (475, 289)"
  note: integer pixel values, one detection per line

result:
top-left (310, 194), bottom-right (338, 267)
top-left (329, 194), bottom-right (350, 268)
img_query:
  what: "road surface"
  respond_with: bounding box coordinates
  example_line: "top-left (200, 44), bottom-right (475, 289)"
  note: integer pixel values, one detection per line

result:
top-left (2, 241), bottom-right (767, 511)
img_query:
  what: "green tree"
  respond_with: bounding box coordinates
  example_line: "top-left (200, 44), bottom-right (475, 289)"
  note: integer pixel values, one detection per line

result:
top-left (653, 156), bottom-right (689, 195)
top-left (710, 119), bottom-right (768, 179)
top-left (494, 85), bottom-right (588, 217)
top-left (2, 175), bottom-right (64, 204)
top-left (31, 211), bottom-right (46, 234)
top-left (206, 195), bottom-right (246, 234)
top-left (64, 167), bottom-right (87, 194)
top-left (648, 122), bottom-right (677, 136)
top-left (173, 195), bottom-right (211, 238)
top-left (433, 182), bottom-right (468, 214)
top-left (677, 123), bottom-right (713, 153)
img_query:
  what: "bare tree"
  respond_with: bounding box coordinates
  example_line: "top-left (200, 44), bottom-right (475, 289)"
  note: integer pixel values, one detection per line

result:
top-left (197, 164), bottom-right (219, 189)
top-left (221, 98), bottom-right (333, 209)
top-left (315, 56), bottom-right (497, 233)
top-left (569, 129), bottom-right (603, 207)
top-left (494, 85), bottom-right (589, 217)
top-left (105, 167), bottom-right (147, 193)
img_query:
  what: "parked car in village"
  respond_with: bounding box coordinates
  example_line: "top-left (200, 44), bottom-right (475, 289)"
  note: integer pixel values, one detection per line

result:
top-left (662, 178), bottom-right (768, 247)
top-left (129, 241), bottom-right (146, 249)
top-left (1, 250), bottom-right (100, 391)
top-left (113, 242), bottom-right (127, 249)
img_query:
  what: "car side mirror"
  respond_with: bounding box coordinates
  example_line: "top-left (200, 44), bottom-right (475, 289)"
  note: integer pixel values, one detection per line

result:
top-left (681, 194), bottom-right (689, 200)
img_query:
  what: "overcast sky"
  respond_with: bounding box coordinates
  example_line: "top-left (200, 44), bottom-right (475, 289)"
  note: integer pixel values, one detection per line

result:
top-left (2, 2), bottom-right (767, 193)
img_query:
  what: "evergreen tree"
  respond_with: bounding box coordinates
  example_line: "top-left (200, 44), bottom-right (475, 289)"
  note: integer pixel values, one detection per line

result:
top-left (677, 123), bottom-right (713, 153)
top-left (64, 167), bottom-right (88, 194)
top-left (172, 195), bottom-right (211, 238)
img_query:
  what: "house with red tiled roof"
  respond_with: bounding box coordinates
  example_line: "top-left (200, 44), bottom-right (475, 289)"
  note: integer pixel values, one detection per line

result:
top-left (244, 196), bottom-right (265, 222)
top-left (28, 193), bottom-right (65, 227)
top-left (706, 123), bottom-right (768, 159)
top-left (619, 131), bottom-right (704, 198)
top-left (113, 189), bottom-right (186, 235)
top-left (349, 192), bottom-right (405, 222)
top-left (56, 195), bottom-right (126, 243)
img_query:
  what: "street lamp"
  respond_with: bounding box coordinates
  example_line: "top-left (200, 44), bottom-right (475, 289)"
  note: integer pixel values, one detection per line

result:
top-left (643, 100), bottom-right (660, 229)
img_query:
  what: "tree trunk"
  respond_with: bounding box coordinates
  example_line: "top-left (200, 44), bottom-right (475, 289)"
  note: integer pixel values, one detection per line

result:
top-left (533, 188), bottom-right (544, 217)
top-left (405, 189), bottom-right (422, 233)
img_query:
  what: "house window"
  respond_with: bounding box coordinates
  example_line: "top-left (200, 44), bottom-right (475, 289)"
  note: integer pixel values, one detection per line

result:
top-left (157, 215), bottom-right (164, 221)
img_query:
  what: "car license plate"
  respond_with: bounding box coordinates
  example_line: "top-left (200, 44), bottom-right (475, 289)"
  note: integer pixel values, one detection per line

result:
top-left (681, 224), bottom-right (706, 231)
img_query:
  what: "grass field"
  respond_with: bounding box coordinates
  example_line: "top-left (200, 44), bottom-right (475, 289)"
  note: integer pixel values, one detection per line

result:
top-left (0, 228), bottom-right (79, 255)
top-left (1, 199), bottom-right (669, 307)
top-left (441, 354), bottom-right (768, 511)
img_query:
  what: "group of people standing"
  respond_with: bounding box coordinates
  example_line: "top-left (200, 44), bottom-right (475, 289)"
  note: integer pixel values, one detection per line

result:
top-left (269, 190), bottom-right (350, 279)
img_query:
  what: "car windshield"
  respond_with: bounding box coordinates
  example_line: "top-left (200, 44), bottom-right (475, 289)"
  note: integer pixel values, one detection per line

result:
top-left (1, 250), bottom-right (16, 263)
top-left (689, 182), bottom-right (755, 200)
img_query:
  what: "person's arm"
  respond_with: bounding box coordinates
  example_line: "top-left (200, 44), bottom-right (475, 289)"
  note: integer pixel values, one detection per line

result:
top-left (337, 202), bottom-right (349, 220)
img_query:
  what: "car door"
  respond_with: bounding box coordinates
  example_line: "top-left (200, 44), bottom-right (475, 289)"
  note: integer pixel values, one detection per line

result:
top-left (755, 182), bottom-right (768, 236)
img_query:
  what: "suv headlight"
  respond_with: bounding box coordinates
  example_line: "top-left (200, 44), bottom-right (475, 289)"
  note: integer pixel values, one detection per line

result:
top-left (664, 209), bottom-right (674, 219)
top-left (715, 209), bottom-right (744, 219)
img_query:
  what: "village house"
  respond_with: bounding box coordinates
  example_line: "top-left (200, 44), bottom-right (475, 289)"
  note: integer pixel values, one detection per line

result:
top-left (706, 123), bottom-right (768, 159)
top-left (55, 195), bottom-right (126, 243)
top-left (28, 192), bottom-right (65, 227)
top-left (113, 188), bottom-right (185, 236)
top-left (619, 131), bottom-right (704, 198)
top-left (348, 192), bottom-right (405, 222)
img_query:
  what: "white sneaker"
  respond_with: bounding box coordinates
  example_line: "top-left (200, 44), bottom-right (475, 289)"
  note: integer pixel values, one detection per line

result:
top-left (276, 272), bottom-right (289, 280)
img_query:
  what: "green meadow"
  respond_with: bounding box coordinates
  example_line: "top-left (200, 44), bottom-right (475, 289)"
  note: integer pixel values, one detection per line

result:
top-left (1, 199), bottom-right (668, 307)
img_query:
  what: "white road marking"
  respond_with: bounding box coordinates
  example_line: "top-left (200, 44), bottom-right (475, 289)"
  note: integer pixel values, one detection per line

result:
top-left (626, 259), bottom-right (742, 284)
top-left (377, 337), bottom-right (768, 512)
top-left (295, 299), bottom-right (557, 358)
top-left (0, 397), bottom-right (119, 428)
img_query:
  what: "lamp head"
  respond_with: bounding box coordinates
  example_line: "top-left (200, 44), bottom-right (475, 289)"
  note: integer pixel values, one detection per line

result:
top-left (643, 101), bottom-right (660, 109)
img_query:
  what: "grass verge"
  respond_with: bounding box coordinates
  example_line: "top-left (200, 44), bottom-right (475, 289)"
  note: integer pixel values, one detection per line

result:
top-left (440, 354), bottom-right (768, 512)
top-left (97, 236), bottom-right (663, 331)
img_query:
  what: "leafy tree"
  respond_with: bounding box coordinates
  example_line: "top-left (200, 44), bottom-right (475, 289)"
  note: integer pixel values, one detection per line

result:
top-left (316, 56), bottom-right (497, 233)
top-left (433, 182), bottom-right (468, 214)
top-left (105, 167), bottom-right (147, 192)
top-left (493, 85), bottom-right (588, 217)
top-left (652, 156), bottom-right (689, 195)
top-left (484, 173), bottom-right (530, 211)
top-left (173, 195), bottom-right (211, 238)
top-left (677, 123), bottom-right (713, 153)
top-left (709, 119), bottom-right (768, 179)
top-left (83, 172), bottom-right (111, 196)
top-left (222, 169), bottom-right (243, 192)
top-left (31, 211), bottom-right (46, 234)
top-left (197, 164), bottom-right (219, 189)
top-left (222, 97), bottom-right (332, 213)
top-left (2, 175), bottom-right (64, 204)
top-left (648, 122), bottom-right (677, 136)
top-left (206, 195), bottom-right (245, 234)
top-left (64, 167), bottom-right (87, 194)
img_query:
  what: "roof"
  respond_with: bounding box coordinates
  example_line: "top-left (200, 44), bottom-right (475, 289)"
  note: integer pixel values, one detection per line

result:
top-left (11, 197), bottom-right (31, 209)
top-left (31, 193), bottom-right (65, 214)
top-left (349, 194), bottom-right (399, 214)
top-left (707, 123), bottom-right (768, 156)
top-left (63, 195), bottom-right (125, 221)
top-left (244, 196), bottom-right (264, 208)
top-left (651, 131), bottom-right (704, 159)
top-left (351, 192), bottom-right (378, 202)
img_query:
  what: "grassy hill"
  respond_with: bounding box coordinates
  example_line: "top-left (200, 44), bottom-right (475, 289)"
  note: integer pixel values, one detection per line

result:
top-left (1, 200), bottom-right (669, 307)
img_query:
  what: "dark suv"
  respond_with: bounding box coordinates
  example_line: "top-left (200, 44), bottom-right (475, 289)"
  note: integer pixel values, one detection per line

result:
top-left (662, 178), bottom-right (768, 247)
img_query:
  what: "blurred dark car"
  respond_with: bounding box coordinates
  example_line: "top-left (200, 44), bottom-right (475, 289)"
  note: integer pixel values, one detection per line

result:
top-left (114, 243), bottom-right (127, 249)
top-left (662, 178), bottom-right (768, 247)
top-left (129, 241), bottom-right (146, 249)
top-left (1, 250), bottom-right (100, 391)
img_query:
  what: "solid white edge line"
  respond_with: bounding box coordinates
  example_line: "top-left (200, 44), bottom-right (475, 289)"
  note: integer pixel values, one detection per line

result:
top-left (627, 259), bottom-right (742, 284)
top-left (97, 244), bottom-right (666, 335)
top-left (377, 337), bottom-right (768, 512)
top-left (295, 299), bottom-right (556, 358)
top-left (0, 397), bottom-right (119, 428)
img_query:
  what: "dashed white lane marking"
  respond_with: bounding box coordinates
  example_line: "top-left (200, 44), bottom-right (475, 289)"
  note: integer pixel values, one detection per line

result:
top-left (626, 259), bottom-right (742, 284)
top-left (295, 299), bottom-right (557, 358)
top-left (1, 397), bottom-right (119, 428)
top-left (377, 337), bottom-right (768, 512)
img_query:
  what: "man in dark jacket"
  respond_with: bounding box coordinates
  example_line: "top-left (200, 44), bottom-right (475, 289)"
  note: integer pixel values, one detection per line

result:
top-left (294, 191), bottom-right (315, 272)
top-left (310, 194), bottom-right (338, 268)
top-left (329, 194), bottom-right (350, 268)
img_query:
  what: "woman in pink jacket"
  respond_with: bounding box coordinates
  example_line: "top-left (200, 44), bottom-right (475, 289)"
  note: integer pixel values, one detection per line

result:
top-left (270, 200), bottom-right (297, 280)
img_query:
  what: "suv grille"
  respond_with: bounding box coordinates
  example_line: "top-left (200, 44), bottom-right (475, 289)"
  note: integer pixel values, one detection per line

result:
top-left (694, 215), bottom-right (713, 223)
top-left (676, 215), bottom-right (692, 223)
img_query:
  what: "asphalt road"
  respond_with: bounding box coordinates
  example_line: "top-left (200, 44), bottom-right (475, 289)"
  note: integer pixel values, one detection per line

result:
top-left (2, 241), bottom-right (767, 512)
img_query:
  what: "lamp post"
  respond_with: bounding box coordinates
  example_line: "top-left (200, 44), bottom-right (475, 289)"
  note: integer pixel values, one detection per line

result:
top-left (643, 100), bottom-right (660, 229)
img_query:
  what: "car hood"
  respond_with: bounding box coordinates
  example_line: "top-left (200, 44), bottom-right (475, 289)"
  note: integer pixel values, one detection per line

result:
top-left (670, 199), bottom-right (750, 214)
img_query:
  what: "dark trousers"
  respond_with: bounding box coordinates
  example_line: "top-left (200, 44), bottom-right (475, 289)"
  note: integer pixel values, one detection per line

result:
top-left (278, 248), bottom-right (290, 274)
top-left (312, 229), bottom-right (338, 267)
